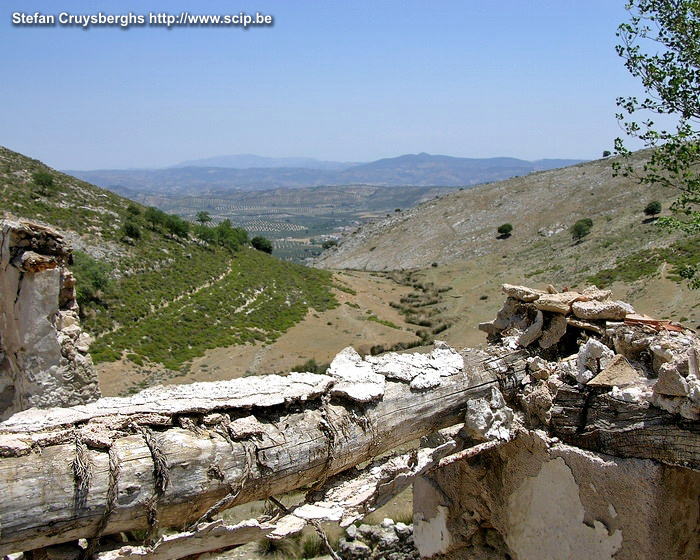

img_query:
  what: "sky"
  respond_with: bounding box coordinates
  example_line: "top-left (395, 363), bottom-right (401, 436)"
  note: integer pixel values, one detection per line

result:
top-left (2, 1), bottom-right (648, 170)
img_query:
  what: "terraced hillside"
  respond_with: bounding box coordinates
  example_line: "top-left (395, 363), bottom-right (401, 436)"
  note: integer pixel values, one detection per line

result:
top-left (0, 146), bottom-right (337, 373)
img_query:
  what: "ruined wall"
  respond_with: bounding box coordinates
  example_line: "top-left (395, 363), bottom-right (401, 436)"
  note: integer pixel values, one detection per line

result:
top-left (414, 284), bottom-right (700, 560)
top-left (0, 220), bottom-right (99, 419)
top-left (414, 432), bottom-right (699, 560)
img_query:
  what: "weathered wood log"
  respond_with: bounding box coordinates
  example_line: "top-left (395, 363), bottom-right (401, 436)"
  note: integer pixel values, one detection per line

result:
top-left (550, 384), bottom-right (700, 470)
top-left (0, 346), bottom-right (527, 556)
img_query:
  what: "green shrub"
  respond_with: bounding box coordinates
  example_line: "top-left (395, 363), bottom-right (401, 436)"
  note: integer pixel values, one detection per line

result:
top-left (32, 171), bottom-right (55, 195)
top-left (122, 221), bottom-right (141, 240)
top-left (251, 235), bottom-right (273, 254)
top-left (570, 219), bottom-right (592, 242)
top-left (644, 200), bottom-right (662, 217)
top-left (497, 223), bottom-right (513, 237)
top-left (165, 214), bottom-right (190, 238)
top-left (32, 170), bottom-right (54, 188)
top-left (126, 203), bottom-right (141, 217)
top-left (71, 251), bottom-right (112, 310)
top-left (144, 206), bottom-right (167, 228)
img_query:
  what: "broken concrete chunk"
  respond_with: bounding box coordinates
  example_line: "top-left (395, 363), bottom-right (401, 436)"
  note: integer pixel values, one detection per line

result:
top-left (576, 339), bottom-right (614, 384)
top-left (293, 502), bottom-right (344, 522)
top-left (328, 347), bottom-right (386, 402)
top-left (539, 314), bottom-right (568, 349)
top-left (611, 384), bottom-right (651, 405)
top-left (654, 363), bottom-right (690, 397)
top-left (528, 356), bottom-right (557, 381)
top-left (587, 354), bottom-right (643, 388)
top-left (502, 284), bottom-right (545, 302)
top-left (580, 285), bottom-right (613, 301)
top-left (535, 292), bottom-right (581, 314)
top-left (521, 381), bottom-right (554, 425)
top-left (369, 351), bottom-right (430, 382)
top-left (429, 341), bottom-right (464, 376)
top-left (464, 387), bottom-right (514, 442)
top-left (493, 298), bottom-right (535, 331)
top-left (411, 370), bottom-right (442, 391)
top-left (572, 300), bottom-right (631, 321)
top-left (518, 310), bottom-right (544, 347)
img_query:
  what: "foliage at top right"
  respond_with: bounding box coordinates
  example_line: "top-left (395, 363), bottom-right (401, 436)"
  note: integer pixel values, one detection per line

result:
top-left (614, 0), bottom-right (700, 233)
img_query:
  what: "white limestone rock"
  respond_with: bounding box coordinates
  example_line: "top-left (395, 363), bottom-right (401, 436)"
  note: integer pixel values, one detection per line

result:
top-left (328, 347), bottom-right (386, 402)
top-left (502, 284), bottom-right (545, 302)
top-left (576, 339), bottom-right (614, 384)
top-left (518, 310), bottom-right (544, 347)
top-left (429, 341), bottom-right (464, 376)
top-left (571, 300), bottom-right (631, 321)
top-left (464, 387), bottom-right (514, 442)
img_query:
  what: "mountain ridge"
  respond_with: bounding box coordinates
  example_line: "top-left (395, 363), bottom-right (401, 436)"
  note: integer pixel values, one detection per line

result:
top-left (64, 153), bottom-right (586, 195)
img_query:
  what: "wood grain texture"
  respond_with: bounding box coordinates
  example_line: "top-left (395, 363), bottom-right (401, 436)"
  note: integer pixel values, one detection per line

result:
top-left (550, 384), bottom-right (700, 470)
top-left (0, 348), bottom-right (527, 556)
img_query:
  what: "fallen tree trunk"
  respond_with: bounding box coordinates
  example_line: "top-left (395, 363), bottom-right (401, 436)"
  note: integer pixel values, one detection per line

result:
top-left (550, 384), bottom-right (700, 469)
top-left (0, 346), bottom-right (526, 556)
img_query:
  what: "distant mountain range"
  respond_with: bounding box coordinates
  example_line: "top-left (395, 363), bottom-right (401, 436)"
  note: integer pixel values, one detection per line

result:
top-left (171, 154), bottom-right (356, 170)
top-left (65, 153), bottom-right (586, 196)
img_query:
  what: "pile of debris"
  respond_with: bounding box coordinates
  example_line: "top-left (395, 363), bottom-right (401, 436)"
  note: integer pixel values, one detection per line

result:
top-left (479, 283), bottom-right (700, 422)
top-left (339, 518), bottom-right (419, 560)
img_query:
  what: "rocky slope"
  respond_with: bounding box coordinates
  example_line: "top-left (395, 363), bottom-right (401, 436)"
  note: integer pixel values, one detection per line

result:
top-left (314, 153), bottom-right (677, 271)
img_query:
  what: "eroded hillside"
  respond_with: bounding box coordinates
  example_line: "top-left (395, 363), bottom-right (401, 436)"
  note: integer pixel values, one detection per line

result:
top-left (314, 153), bottom-right (678, 271)
top-left (314, 152), bottom-right (700, 346)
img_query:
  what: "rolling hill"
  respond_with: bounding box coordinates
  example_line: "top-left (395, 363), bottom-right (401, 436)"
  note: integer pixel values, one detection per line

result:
top-left (65, 154), bottom-right (585, 195)
top-left (0, 146), bottom-right (338, 376)
top-left (314, 151), bottom-right (700, 346)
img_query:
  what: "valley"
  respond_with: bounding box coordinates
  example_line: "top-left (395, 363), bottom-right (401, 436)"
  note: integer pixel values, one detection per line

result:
top-left (2, 145), bottom-right (699, 399)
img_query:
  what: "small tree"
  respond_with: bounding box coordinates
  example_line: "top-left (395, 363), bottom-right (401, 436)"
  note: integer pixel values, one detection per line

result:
top-left (164, 214), bottom-right (189, 238)
top-left (196, 211), bottom-right (211, 225)
top-left (602, 150), bottom-right (612, 158)
top-left (122, 221), bottom-right (141, 240)
top-left (126, 203), bottom-right (141, 218)
top-left (32, 171), bottom-right (55, 195)
top-left (644, 200), bottom-right (662, 218)
top-left (614, 1), bottom-right (700, 233)
top-left (570, 219), bottom-right (592, 243)
top-left (251, 235), bottom-right (273, 254)
top-left (497, 223), bottom-right (513, 237)
top-left (144, 206), bottom-right (167, 228)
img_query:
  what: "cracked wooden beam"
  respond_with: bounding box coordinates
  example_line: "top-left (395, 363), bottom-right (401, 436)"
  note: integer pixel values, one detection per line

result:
top-left (0, 345), bottom-right (526, 556)
top-left (94, 427), bottom-right (485, 560)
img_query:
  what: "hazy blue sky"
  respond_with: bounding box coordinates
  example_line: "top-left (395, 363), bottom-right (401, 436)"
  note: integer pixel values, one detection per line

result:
top-left (3, 1), bottom-right (646, 169)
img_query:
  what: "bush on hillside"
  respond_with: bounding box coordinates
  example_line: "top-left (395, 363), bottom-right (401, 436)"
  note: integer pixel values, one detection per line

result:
top-left (71, 251), bottom-right (112, 311)
top-left (497, 223), bottom-right (513, 237)
top-left (251, 235), bottom-right (273, 254)
top-left (32, 171), bottom-right (55, 195)
top-left (122, 221), bottom-right (141, 240)
top-left (570, 219), bottom-right (592, 243)
top-left (644, 200), bottom-right (662, 218)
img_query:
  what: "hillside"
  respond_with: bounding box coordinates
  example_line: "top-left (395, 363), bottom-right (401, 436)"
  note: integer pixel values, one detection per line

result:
top-left (314, 153), bottom-right (681, 271)
top-left (65, 154), bottom-right (584, 194)
top-left (314, 152), bottom-right (700, 346)
top-left (0, 146), bottom-right (338, 376)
